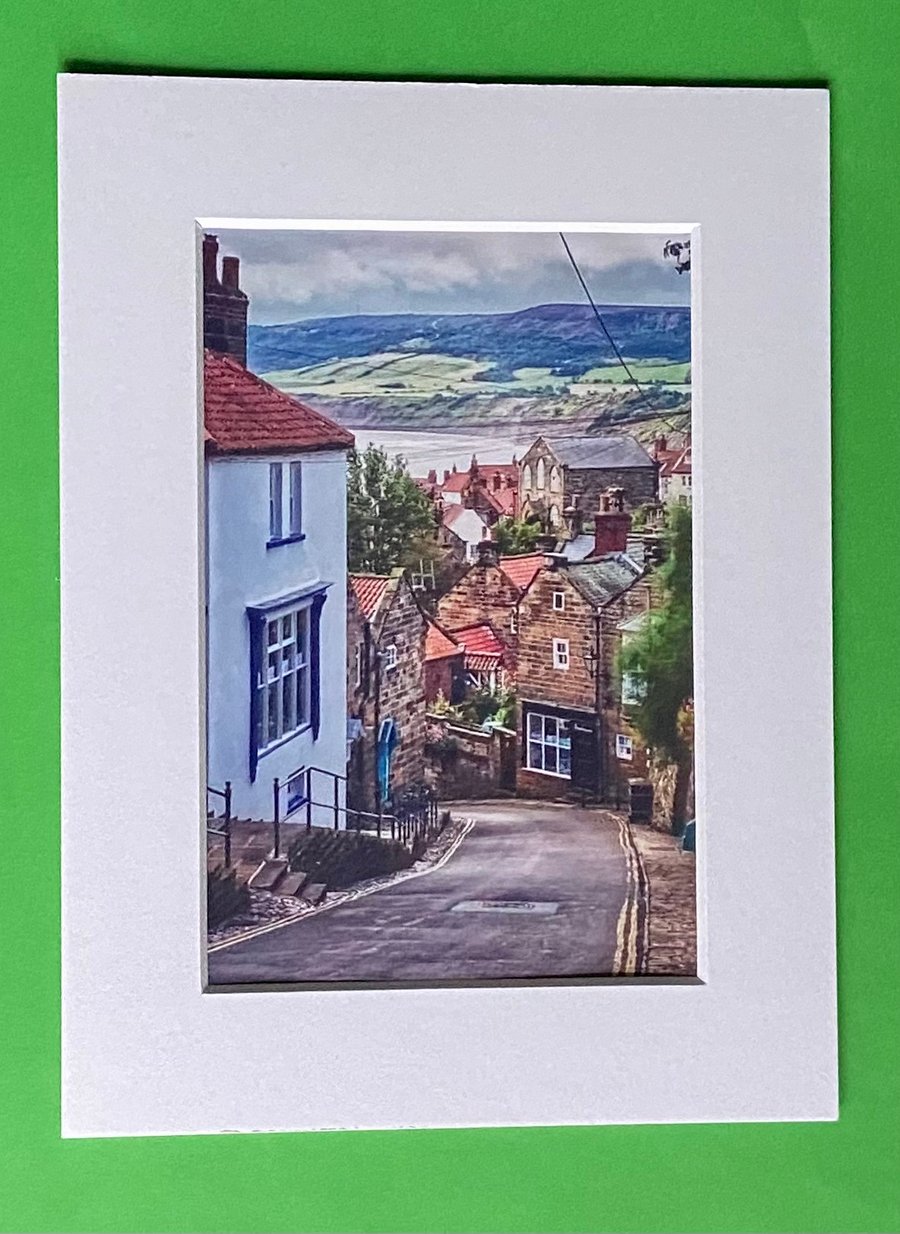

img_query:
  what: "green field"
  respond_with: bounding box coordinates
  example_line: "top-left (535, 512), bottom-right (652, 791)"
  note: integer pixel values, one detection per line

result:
top-left (264, 353), bottom-right (689, 398)
top-left (579, 360), bottom-right (691, 384)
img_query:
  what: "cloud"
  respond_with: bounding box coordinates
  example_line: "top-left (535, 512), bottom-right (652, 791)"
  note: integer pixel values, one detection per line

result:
top-left (214, 227), bottom-right (690, 321)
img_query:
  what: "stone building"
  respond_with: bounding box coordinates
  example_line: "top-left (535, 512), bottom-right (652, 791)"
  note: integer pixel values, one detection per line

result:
top-left (424, 618), bottom-right (465, 705)
top-left (653, 434), bottom-right (693, 506)
top-left (435, 543), bottom-right (544, 684)
top-left (346, 571), bottom-right (427, 815)
top-left (519, 434), bottom-right (658, 533)
top-left (515, 490), bottom-right (653, 804)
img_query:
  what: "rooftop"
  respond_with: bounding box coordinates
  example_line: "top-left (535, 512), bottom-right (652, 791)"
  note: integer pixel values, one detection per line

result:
top-left (566, 554), bottom-right (643, 607)
top-left (349, 574), bottom-right (392, 620)
top-left (425, 619), bottom-right (463, 662)
top-left (499, 553), bottom-right (544, 592)
top-left (538, 434), bottom-right (655, 470)
top-left (204, 350), bottom-right (355, 455)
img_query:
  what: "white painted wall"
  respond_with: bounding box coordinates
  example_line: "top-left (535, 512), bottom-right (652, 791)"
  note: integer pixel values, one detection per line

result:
top-left (206, 449), bottom-right (348, 823)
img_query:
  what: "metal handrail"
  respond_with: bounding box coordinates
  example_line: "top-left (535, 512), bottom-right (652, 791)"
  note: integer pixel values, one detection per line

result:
top-left (205, 781), bottom-right (233, 867)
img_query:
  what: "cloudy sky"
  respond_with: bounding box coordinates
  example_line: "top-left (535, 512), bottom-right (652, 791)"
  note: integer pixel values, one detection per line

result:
top-left (214, 228), bottom-right (691, 324)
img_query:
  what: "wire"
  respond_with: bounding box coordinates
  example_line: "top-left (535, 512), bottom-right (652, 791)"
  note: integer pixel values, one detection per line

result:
top-left (558, 232), bottom-right (685, 437)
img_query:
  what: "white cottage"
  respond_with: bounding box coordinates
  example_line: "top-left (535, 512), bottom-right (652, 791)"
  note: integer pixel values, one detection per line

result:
top-left (204, 348), bottom-right (354, 824)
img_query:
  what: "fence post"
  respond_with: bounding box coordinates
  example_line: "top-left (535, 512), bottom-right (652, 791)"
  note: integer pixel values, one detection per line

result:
top-left (273, 777), bottom-right (281, 859)
top-left (224, 780), bottom-right (232, 869)
top-left (306, 768), bottom-right (312, 831)
top-left (334, 773), bottom-right (340, 831)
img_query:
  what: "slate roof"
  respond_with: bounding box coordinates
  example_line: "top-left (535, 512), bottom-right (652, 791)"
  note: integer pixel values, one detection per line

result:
top-left (350, 574), bottom-right (392, 620)
top-left (560, 534), bottom-right (596, 562)
top-left (542, 434), bottom-right (655, 470)
top-left (204, 350), bottom-right (355, 455)
top-left (565, 554), bottom-right (643, 607)
top-left (499, 553), bottom-right (544, 592)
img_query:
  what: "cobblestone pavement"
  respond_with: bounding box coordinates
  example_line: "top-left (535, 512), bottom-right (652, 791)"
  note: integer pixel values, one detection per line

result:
top-left (629, 825), bottom-right (697, 976)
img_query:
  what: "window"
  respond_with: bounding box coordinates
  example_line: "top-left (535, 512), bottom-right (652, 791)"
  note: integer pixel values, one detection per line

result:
top-left (522, 463), bottom-right (532, 490)
top-left (621, 670), bottom-right (646, 707)
top-left (288, 461), bottom-right (303, 533)
top-left (549, 465), bottom-right (562, 492)
top-left (536, 458), bottom-right (546, 490)
top-left (286, 769), bottom-right (308, 815)
top-left (354, 641), bottom-right (364, 689)
top-left (268, 462), bottom-right (282, 541)
top-left (616, 734), bottom-right (634, 762)
top-left (552, 590), bottom-right (565, 612)
top-left (382, 643), bottom-right (398, 670)
top-left (255, 605), bottom-right (310, 751)
top-left (268, 460), bottom-right (303, 543)
top-left (549, 504), bottom-right (561, 527)
top-left (552, 637), bottom-right (570, 670)
top-left (526, 712), bottom-right (571, 776)
top-left (509, 607), bottom-right (518, 634)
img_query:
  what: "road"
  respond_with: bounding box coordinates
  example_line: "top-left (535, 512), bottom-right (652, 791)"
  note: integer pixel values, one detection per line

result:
top-left (207, 800), bottom-right (643, 986)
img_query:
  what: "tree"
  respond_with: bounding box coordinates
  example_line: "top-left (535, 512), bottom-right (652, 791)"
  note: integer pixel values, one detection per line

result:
top-left (347, 445), bottom-right (437, 574)
top-left (619, 504), bottom-right (693, 764)
top-left (492, 515), bottom-right (542, 555)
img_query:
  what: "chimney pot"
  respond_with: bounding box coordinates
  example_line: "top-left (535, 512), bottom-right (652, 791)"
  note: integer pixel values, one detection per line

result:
top-left (593, 487), bottom-right (631, 556)
top-left (221, 254), bottom-right (240, 291)
top-left (202, 233), bottom-right (219, 287)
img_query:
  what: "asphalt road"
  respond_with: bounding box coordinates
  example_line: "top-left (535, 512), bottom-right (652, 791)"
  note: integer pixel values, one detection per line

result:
top-left (207, 800), bottom-right (633, 986)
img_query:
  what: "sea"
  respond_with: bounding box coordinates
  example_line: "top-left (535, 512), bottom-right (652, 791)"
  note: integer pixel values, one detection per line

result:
top-left (351, 427), bottom-right (535, 476)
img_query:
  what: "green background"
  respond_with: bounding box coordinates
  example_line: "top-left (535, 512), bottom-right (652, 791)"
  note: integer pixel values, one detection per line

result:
top-left (1, 1), bottom-right (898, 1230)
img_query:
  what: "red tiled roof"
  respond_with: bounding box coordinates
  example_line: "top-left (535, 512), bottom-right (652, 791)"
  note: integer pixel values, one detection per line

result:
top-left (484, 487), bottom-right (517, 516)
top-left (499, 553), bottom-right (544, 592)
top-left (350, 574), bottom-right (391, 620)
top-left (204, 350), bottom-right (355, 455)
top-left (440, 471), bottom-right (469, 493)
top-left (452, 622), bottom-right (506, 663)
top-left (659, 446), bottom-right (692, 477)
top-left (425, 619), bottom-right (462, 662)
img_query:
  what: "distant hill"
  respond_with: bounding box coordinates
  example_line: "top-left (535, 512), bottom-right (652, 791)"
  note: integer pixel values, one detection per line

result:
top-left (248, 302), bottom-right (690, 381)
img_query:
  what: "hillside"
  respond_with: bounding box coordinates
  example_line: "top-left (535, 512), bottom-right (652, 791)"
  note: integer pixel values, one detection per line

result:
top-left (248, 302), bottom-right (690, 380)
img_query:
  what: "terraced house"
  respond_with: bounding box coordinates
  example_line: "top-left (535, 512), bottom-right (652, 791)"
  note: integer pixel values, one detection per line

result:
top-left (346, 571), bottom-right (428, 814)
top-left (516, 489), bottom-right (653, 803)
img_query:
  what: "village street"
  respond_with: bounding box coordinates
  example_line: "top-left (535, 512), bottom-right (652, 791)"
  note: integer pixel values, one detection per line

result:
top-left (207, 800), bottom-right (644, 985)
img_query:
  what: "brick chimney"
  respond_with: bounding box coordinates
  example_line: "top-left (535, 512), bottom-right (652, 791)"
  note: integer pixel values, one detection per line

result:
top-left (593, 487), bottom-right (631, 556)
top-left (476, 539), bottom-right (498, 567)
top-left (202, 233), bottom-right (249, 366)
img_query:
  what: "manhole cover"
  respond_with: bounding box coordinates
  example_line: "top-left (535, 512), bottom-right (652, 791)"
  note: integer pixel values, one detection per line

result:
top-left (450, 900), bottom-right (559, 915)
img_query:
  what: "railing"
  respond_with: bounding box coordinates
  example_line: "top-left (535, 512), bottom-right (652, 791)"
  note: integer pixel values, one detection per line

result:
top-left (270, 767), bottom-right (442, 856)
top-left (206, 781), bottom-right (233, 868)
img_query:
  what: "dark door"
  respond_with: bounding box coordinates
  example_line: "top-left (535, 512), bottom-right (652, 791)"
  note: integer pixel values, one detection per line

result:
top-left (570, 721), bottom-right (599, 794)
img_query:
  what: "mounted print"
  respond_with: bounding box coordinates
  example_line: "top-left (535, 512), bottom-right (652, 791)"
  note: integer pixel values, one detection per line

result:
top-left (202, 225), bottom-right (697, 985)
top-left (60, 76), bottom-right (836, 1135)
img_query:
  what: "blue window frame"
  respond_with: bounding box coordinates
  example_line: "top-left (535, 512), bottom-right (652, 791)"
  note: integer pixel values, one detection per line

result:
top-left (247, 583), bottom-right (329, 781)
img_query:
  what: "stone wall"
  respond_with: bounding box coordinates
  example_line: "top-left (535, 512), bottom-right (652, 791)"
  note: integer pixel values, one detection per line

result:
top-left (566, 464), bottom-right (659, 526)
top-left (436, 558), bottom-right (520, 664)
top-left (424, 715), bottom-right (512, 799)
top-left (347, 575), bottom-right (427, 814)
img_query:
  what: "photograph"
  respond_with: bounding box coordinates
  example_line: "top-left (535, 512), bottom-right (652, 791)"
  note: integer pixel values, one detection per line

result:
top-left (203, 225), bottom-right (697, 985)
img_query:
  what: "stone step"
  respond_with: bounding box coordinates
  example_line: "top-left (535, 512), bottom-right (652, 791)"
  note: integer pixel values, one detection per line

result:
top-left (248, 858), bottom-right (289, 891)
top-left (278, 870), bottom-right (310, 897)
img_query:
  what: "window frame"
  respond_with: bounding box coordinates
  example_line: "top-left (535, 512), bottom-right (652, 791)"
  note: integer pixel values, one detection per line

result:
top-left (256, 604), bottom-right (312, 754)
top-left (267, 459), bottom-right (306, 547)
top-left (552, 590), bottom-right (566, 612)
top-left (552, 637), bottom-right (570, 670)
top-left (382, 643), bottom-right (398, 671)
top-left (525, 710), bottom-right (572, 778)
